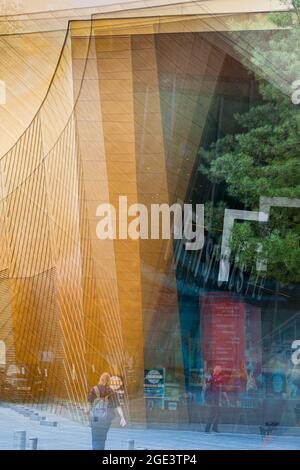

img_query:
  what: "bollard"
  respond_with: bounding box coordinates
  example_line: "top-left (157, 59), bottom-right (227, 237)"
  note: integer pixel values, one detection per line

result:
top-left (30, 413), bottom-right (40, 421)
top-left (127, 439), bottom-right (135, 450)
top-left (28, 438), bottom-right (38, 450)
top-left (13, 431), bottom-right (26, 450)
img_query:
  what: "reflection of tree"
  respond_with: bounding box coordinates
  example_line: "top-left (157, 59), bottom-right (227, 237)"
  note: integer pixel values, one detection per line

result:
top-left (198, 1), bottom-right (300, 284)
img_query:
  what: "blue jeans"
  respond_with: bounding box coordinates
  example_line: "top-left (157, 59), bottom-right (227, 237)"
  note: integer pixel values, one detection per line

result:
top-left (205, 390), bottom-right (221, 432)
top-left (91, 416), bottom-right (111, 450)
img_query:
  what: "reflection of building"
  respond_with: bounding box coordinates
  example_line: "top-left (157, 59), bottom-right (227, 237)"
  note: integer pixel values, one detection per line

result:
top-left (0, 1), bottom-right (299, 428)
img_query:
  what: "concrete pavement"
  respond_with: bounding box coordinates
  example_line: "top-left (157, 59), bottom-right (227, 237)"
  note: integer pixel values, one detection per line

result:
top-left (0, 403), bottom-right (299, 450)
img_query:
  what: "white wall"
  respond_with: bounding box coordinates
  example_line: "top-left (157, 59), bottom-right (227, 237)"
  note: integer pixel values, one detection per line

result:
top-left (0, 0), bottom-right (290, 17)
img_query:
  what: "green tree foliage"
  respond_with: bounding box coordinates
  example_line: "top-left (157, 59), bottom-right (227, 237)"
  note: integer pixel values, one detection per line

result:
top-left (199, 1), bottom-right (300, 283)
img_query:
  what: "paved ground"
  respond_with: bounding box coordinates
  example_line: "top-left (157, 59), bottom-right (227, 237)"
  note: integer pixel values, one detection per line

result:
top-left (0, 404), bottom-right (300, 450)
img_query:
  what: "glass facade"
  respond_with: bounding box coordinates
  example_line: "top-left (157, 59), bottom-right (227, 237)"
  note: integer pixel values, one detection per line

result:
top-left (141, 28), bottom-right (300, 428)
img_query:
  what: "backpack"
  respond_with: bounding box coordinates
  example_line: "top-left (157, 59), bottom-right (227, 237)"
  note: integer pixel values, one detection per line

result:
top-left (91, 386), bottom-right (110, 422)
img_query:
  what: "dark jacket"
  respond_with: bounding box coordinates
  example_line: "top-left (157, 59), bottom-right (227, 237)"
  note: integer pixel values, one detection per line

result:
top-left (88, 384), bottom-right (120, 407)
top-left (206, 372), bottom-right (224, 404)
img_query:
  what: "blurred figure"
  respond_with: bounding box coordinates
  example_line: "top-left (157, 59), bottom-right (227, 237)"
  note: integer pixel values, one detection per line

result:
top-left (260, 392), bottom-right (285, 446)
top-left (205, 365), bottom-right (224, 433)
top-left (287, 374), bottom-right (298, 398)
top-left (287, 367), bottom-right (300, 399)
top-left (201, 367), bottom-right (211, 405)
top-left (294, 402), bottom-right (300, 426)
top-left (246, 370), bottom-right (257, 394)
top-left (87, 372), bottom-right (126, 450)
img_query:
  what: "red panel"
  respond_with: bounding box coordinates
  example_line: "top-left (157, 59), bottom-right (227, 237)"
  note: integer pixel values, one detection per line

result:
top-left (201, 292), bottom-right (246, 391)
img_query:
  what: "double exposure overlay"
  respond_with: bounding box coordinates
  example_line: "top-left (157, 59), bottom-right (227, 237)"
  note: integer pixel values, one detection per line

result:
top-left (0, 0), bottom-right (300, 451)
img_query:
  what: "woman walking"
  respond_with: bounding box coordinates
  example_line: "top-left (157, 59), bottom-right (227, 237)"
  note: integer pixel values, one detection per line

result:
top-left (87, 372), bottom-right (126, 450)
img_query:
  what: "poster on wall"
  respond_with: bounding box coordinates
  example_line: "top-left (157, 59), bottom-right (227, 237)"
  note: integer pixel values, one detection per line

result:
top-left (144, 368), bottom-right (165, 398)
top-left (201, 292), bottom-right (246, 392)
top-left (201, 293), bottom-right (263, 393)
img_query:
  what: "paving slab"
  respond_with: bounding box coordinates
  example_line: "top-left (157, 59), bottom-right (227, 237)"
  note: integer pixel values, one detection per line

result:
top-left (0, 403), bottom-right (300, 450)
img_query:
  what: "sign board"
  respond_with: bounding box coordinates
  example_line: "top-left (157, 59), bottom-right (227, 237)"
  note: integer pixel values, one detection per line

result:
top-left (201, 292), bottom-right (246, 391)
top-left (110, 375), bottom-right (123, 391)
top-left (144, 368), bottom-right (165, 398)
